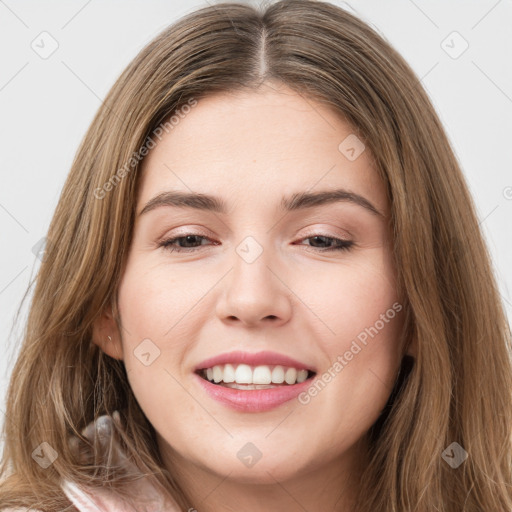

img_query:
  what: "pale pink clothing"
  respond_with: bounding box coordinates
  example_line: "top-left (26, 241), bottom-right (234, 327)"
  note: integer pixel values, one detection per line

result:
top-left (3, 411), bottom-right (182, 512)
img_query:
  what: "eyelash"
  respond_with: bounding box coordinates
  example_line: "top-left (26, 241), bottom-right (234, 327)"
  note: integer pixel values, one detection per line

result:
top-left (158, 233), bottom-right (354, 253)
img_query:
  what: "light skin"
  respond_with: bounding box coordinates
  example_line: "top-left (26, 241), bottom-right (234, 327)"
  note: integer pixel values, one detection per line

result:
top-left (94, 80), bottom-right (414, 511)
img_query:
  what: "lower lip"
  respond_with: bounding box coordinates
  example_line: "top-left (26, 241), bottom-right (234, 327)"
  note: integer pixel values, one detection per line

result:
top-left (194, 372), bottom-right (315, 412)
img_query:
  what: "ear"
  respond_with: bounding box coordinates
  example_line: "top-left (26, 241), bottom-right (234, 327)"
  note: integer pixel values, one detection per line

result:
top-left (91, 303), bottom-right (124, 361)
top-left (405, 333), bottom-right (417, 359)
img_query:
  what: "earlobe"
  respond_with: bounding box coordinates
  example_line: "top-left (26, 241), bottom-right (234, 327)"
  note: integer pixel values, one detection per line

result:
top-left (91, 306), bottom-right (124, 361)
top-left (96, 334), bottom-right (124, 361)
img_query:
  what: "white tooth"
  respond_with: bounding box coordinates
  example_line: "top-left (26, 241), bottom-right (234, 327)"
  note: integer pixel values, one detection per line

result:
top-left (284, 367), bottom-right (298, 385)
top-left (235, 364), bottom-right (253, 384)
top-left (271, 365), bottom-right (285, 384)
top-left (206, 363), bottom-right (307, 385)
top-left (296, 369), bottom-right (308, 383)
top-left (213, 365), bottom-right (223, 383)
top-left (223, 364), bottom-right (235, 383)
top-left (253, 366), bottom-right (272, 384)
top-left (221, 383), bottom-right (275, 390)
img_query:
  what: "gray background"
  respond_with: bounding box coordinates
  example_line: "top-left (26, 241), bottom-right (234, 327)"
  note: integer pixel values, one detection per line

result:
top-left (1, 0), bottom-right (511, 453)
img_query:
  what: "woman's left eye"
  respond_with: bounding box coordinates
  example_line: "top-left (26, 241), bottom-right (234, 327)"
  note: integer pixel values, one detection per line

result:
top-left (158, 233), bottom-right (354, 253)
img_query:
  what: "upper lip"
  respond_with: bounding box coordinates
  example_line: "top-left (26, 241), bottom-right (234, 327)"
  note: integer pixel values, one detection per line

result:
top-left (195, 350), bottom-right (316, 373)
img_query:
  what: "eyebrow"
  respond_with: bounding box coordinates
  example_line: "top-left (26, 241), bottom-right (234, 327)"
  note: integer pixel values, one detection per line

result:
top-left (138, 188), bottom-right (384, 218)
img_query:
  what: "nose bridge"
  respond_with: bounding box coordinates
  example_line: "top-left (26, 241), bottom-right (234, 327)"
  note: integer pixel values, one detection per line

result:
top-left (231, 233), bottom-right (278, 300)
top-left (232, 234), bottom-right (273, 288)
top-left (216, 233), bottom-right (292, 325)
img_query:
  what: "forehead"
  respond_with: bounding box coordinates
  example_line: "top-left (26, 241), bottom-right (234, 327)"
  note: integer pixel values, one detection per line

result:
top-left (137, 84), bottom-right (388, 217)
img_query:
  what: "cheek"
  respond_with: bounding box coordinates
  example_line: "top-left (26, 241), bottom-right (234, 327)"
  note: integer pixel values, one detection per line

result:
top-left (116, 258), bottom-right (217, 408)
top-left (117, 259), bottom-right (198, 339)
top-left (116, 261), bottom-right (181, 386)
top-left (297, 247), bottom-right (400, 350)
top-left (116, 263), bottom-right (195, 428)
top-left (295, 247), bottom-right (403, 413)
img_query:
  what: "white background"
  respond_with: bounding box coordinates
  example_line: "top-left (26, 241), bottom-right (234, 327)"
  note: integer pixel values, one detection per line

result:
top-left (1, 0), bottom-right (511, 452)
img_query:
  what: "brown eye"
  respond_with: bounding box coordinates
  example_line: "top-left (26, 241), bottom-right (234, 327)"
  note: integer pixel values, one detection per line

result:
top-left (159, 234), bottom-right (213, 253)
top-left (298, 234), bottom-right (354, 252)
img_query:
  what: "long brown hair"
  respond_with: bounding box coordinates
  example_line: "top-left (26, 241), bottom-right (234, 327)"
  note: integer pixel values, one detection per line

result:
top-left (1, 1), bottom-right (511, 510)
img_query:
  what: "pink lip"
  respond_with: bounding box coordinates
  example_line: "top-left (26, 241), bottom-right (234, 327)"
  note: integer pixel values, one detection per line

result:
top-left (194, 373), bottom-right (315, 412)
top-left (194, 350), bottom-right (316, 372)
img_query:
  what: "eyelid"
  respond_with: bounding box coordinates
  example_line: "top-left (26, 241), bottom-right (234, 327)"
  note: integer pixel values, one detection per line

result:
top-left (299, 226), bottom-right (352, 241)
top-left (156, 226), bottom-right (212, 242)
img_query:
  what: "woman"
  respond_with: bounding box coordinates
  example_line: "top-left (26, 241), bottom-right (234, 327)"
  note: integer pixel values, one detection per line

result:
top-left (1, 1), bottom-right (511, 511)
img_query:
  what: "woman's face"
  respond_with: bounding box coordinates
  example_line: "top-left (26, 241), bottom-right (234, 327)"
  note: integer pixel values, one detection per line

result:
top-left (99, 82), bottom-right (405, 488)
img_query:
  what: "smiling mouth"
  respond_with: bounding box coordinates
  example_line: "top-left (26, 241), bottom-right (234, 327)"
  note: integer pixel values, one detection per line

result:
top-left (196, 363), bottom-right (316, 389)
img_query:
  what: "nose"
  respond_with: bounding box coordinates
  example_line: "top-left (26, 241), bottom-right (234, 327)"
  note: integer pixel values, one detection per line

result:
top-left (215, 244), bottom-right (293, 328)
